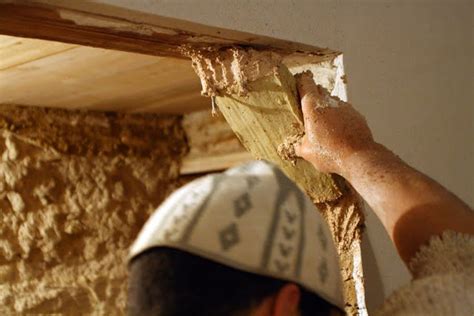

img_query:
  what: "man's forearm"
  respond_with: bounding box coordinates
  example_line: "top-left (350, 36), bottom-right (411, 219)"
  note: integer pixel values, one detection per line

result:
top-left (340, 143), bottom-right (474, 266)
top-left (293, 73), bottom-right (473, 270)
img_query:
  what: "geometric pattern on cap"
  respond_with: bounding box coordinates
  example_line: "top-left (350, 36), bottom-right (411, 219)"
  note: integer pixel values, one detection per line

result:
top-left (128, 160), bottom-right (344, 309)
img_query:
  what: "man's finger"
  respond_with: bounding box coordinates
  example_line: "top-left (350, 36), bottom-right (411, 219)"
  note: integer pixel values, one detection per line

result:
top-left (295, 71), bottom-right (321, 132)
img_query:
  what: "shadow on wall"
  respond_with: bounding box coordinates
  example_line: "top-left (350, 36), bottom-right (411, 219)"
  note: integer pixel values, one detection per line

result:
top-left (361, 228), bottom-right (385, 312)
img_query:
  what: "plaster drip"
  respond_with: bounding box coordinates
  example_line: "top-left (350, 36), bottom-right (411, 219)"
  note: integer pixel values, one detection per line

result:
top-left (353, 244), bottom-right (369, 316)
top-left (184, 47), bottom-right (283, 97)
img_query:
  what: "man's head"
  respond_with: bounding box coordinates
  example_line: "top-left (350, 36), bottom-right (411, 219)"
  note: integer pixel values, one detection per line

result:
top-left (128, 247), bottom-right (341, 316)
top-left (128, 161), bottom-right (344, 315)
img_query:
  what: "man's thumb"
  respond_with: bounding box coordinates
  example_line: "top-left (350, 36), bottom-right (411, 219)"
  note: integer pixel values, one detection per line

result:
top-left (295, 71), bottom-right (321, 130)
top-left (296, 71), bottom-right (320, 116)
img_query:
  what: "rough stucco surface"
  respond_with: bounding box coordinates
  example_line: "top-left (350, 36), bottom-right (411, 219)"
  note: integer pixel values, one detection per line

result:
top-left (0, 105), bottom-right (188, 314)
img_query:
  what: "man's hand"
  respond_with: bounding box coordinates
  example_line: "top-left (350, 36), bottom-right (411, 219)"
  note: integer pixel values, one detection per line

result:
top-left (294, 72), bottom-right (375, 176)
top-left (294, 71), bottom-right (474, 269)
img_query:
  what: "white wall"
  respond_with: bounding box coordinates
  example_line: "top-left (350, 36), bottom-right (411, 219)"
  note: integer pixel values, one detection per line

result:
top-left (99, 0), bottom-right (473, 310)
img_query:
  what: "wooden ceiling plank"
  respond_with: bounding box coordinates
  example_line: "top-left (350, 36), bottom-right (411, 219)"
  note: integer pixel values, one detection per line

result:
top-left (0, 37), bottom-right (206, 112)
top-left (0, 35), bottom-right (76, 70)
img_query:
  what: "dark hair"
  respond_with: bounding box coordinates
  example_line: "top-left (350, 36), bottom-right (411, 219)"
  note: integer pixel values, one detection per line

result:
top-left (128, 247), bottom-right (339, 316)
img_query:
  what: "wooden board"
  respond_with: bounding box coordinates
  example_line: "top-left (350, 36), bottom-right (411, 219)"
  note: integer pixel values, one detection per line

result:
top-left (181, 110), bottom-right (253, 174)
top-left (0, 35), bottom-right (207, 113)
top-left (0, 1), bottom-right (337, 59)
top-left (216, 64), bottom-right (341, 203)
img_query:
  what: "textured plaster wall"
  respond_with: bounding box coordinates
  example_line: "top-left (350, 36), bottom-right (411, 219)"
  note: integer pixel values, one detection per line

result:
top-left (0, 106), bottom-right (187, 314)
top-left (93, 0), bottom-right (473, 311)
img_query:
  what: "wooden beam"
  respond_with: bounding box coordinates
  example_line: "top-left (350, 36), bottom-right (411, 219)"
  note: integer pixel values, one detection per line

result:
top-left (215, 64), bottom-right (341, 203)
top-left (181, 152), bottom-right (253, 175)
top-left (0, 35), bottom-right (207, 113)
top-left (0, 1), bottom-right (337, 59)
top-left (0, 2), bottom-right (184, 58)
top-left (181, 109), bottom-right (252, 174)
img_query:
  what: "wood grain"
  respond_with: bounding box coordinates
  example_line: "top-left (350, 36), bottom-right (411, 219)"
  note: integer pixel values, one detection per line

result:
top-left (0, 2), bottom-right (336, 59)
top-left (216, 64), bottom-right (342, 203)
top-left (0, 35), bottom-right (76, 70)
top-left (0, 35), bottom-right (207, 113)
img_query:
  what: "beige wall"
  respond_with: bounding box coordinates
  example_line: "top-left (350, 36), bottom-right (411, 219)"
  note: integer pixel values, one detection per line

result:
top-left (92, 0), bottom-right (474, 310)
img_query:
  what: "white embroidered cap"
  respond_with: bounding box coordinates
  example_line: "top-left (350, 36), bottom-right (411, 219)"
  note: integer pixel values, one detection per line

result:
top-left (129, 160), bottom-right (344, 309)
